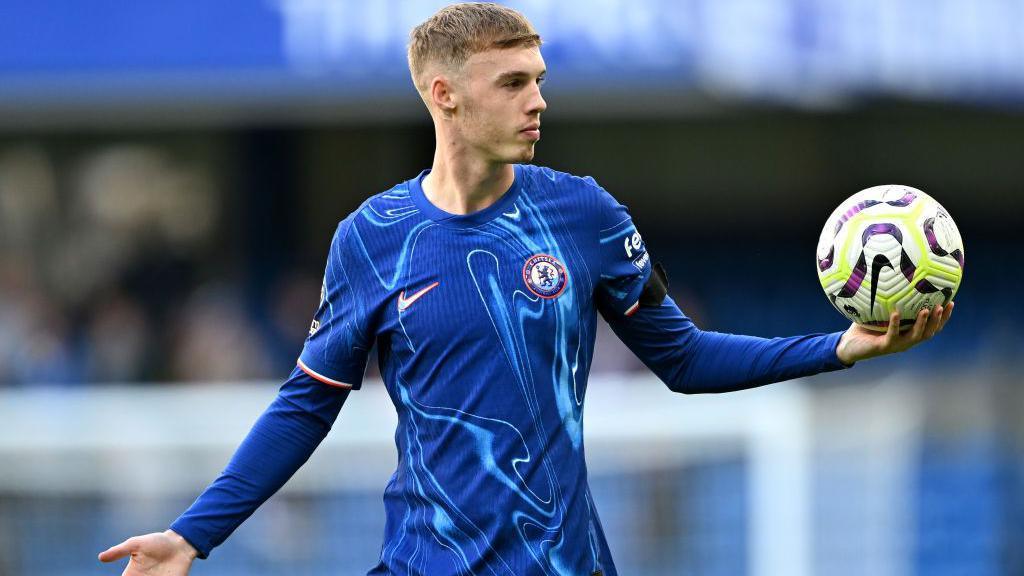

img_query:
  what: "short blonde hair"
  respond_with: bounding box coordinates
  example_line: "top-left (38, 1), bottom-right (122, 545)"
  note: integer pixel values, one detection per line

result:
top-left (408, 2), bottom-right (541, 93)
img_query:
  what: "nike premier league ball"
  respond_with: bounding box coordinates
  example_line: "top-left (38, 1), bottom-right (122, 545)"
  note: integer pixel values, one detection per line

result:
top-left (816, 185), bottom-right (964, 332)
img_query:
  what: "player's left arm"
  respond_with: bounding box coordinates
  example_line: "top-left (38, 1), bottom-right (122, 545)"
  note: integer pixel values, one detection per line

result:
top-left (599, 291), bottom-right (841, 394)
top-left (588, 181), bottom-right (954, 393)
top-left (599, 271), bottom-right (953, 394)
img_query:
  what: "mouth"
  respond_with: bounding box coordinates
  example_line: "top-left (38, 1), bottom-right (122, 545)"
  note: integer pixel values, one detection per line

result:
top-left (519, 125), bottom-right (541, 141)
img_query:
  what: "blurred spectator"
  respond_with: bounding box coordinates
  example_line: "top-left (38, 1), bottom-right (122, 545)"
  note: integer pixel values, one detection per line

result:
top-left (266, 271), bottom-right (322, 369)
top-left (0, 141), bottom-right (233, 386)
top-left (0, 146), bottom-right (58, 255)
top-left (170, 283), bottom-right (272, 382)
top-left (0, 257), bottom-right (81, 385)
top-left (85, 291), bottom-right (154, 383)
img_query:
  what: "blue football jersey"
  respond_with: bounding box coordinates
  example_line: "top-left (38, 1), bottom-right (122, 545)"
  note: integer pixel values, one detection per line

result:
top-left (169, 163), bottom-right (847, 570)
top-left (299, 164), bottom-right (650, 575)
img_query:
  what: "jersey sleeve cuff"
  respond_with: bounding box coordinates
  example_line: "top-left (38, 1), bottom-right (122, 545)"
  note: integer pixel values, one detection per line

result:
top-left (823, 331), bottom-right (853, 371)
top-left (296, 355), bottom-right (363, 390)
top-left (168, 520), bottom-right (211, 560)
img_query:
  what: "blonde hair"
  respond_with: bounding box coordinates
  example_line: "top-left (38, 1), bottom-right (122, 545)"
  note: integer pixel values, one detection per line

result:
top-left (408, 2), bottom-right (541, 93)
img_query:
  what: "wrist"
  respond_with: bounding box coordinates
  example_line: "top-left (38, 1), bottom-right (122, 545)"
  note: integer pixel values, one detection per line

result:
top-left (835, 331), bottom-right (858, 367)
top-left (164, 529), bottom-right (199, 560)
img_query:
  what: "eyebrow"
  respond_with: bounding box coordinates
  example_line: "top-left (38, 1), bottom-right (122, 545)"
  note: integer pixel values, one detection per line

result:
top-left (495, 69), bottom-right (547, 83)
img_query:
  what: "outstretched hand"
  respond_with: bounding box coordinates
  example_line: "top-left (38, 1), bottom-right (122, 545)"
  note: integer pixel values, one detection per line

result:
top-left (98, 530), bottom-right (197, 576)
top-left (836, 302), bottom-right (954, 366)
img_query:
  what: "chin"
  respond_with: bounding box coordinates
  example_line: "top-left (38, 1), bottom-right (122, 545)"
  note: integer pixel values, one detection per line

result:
top-left (491, 144), bottom-right (536, 164)
top-left (516, 145), bottom-right (536, 162)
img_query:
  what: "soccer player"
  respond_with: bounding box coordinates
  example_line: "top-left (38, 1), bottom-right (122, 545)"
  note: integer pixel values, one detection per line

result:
top-left (98, 4), bottom-right (953, 575)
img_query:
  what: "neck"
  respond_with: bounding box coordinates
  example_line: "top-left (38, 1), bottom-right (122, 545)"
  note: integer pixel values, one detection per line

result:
top-left (422, 134), bottom-right (515, 215)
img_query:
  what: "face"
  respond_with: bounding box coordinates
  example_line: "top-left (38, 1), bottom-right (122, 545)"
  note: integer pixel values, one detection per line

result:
top-left (447, 46), bottom-right (547, 163)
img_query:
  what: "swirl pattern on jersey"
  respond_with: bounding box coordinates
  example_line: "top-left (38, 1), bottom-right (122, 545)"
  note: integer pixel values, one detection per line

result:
top-left (343, 170), bottom-right (614, 576)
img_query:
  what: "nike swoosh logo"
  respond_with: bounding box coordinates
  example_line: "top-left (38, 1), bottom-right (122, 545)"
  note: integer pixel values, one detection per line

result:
top-left (502, 205), bottom-right (520, 219)
top-left (397, 281), bottom-right (439, 312)
top-left (869, 254), bottom-right (894, 313)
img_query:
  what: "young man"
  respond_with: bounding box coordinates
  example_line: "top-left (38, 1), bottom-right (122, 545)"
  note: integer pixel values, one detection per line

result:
top-left (99, 4), bottom-right (953, 575)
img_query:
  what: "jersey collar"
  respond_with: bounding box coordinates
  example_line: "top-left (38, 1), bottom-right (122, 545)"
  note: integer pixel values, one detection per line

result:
top-left (409, 164), bottom-right (524, 229)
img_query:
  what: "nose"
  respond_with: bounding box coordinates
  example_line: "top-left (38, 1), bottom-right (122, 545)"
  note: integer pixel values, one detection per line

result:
top-left (528, 83), bottom-right (547, 115)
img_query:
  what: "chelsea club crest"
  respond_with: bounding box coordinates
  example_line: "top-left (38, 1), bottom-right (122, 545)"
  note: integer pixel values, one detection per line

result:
top-left (522, 254), bottom-right (568, 299)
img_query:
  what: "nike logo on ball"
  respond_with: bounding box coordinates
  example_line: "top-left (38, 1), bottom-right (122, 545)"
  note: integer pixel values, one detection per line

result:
top-left (397, 281), bottom-right (439, 312)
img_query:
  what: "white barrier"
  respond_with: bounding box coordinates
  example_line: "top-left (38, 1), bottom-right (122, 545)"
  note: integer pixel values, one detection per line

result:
top-left (0, 374), bottom-right (926, 576)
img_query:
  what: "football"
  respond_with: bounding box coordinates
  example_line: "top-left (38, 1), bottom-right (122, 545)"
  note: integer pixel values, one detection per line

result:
top-left (816, 185), bottom-right (964, 331)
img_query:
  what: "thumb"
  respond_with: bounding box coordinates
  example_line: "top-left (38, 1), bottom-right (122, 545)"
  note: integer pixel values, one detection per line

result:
top-left (98, 537), bottom-right (137, 563)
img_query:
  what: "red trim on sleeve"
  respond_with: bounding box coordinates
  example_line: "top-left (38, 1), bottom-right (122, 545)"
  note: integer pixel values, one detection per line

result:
top-left (297, 359), bottom-right (354, 389)
top-left (624, 301), bottom-right (640, 316)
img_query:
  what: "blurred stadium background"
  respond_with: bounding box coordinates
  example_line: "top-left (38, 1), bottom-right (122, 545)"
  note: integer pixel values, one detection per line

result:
top-left (1, 1), bottom-right (1022, 575)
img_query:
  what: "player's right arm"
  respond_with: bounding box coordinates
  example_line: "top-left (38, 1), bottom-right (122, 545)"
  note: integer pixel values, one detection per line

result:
top-left (99, 219), bottom-right (375, 573)
top-left (98, 367), bottom-right (352, 574)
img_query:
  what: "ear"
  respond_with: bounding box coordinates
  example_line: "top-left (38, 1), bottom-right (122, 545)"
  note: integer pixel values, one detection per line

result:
top-left (430, 75), bottom-right (458, 118)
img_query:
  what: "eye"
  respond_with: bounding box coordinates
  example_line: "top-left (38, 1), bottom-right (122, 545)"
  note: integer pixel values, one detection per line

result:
top-left (537, 76), bottom-right (546, 87)
top-left (504, 79), bottom-right (524, 88)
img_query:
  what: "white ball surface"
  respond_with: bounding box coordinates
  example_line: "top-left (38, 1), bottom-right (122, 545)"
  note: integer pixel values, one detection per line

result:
top-left (816, 185), bottom-right (964, 331)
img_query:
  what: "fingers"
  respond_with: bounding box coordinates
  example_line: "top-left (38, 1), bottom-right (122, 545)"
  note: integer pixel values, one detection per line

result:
top-left (908, 307), bottom-right (930, 341)
top-left (922, 304), bottom-right (944, 339)
top-left (98, 537), bottom-right (137, 563)
top-left (885, 310), bottom-right (901, 343)
top-left (940, 301), bottom-right (955, 328)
